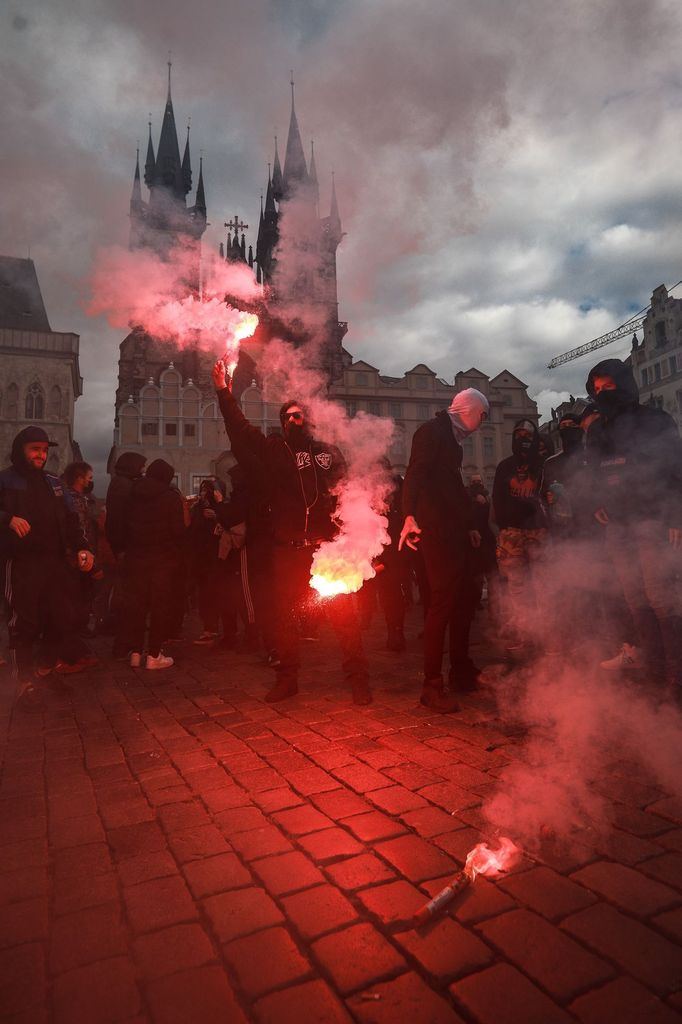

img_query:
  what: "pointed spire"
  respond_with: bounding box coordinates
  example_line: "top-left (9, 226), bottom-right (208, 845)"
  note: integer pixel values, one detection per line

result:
top-left (194, 155), bottom-right (206, 216)
top-left (329, 171), bottom-right (342, 243)
top-left (182, 122), bottom-right (192, 196)
top-left (219, 241), bottom-right (225, 259)
top-left (240, 233), bottom-right (246, 259)
top-left (248, 244), bottom-right (254, 268)
top-left (131, 147), bottom-right (142, 204)
top-left (256, 192), bottom-right (265, 265)
top-left (264, 169), bottom-right (277, 217)
top-left (283, 74), bottom-right (308, 196)
top-left (272, 137), bottom-right (284, 202)
top-left (309, 140), bottom-right (319, 210)
top-left (144, 119), bottom-right (155, 187)
top-left (154, 63), bottom-right (184, 197)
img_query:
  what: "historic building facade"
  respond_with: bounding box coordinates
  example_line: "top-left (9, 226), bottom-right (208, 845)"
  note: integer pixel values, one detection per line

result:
top-left (630, 283), bottom-right (682, 430)
top-left (0, 256), bottom-right (82, 473)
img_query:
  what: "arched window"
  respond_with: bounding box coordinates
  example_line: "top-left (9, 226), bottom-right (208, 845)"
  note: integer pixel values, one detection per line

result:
top-left (25, 381), bottom-right (44, 420)
top-left (5, 383), bottom-right (18, 420)
top-left (48, 384), bottom-right (62, 419)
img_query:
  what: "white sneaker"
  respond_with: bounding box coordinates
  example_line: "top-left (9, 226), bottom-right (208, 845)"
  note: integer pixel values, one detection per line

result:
top-left (129, 652), bottom-right (142, 668)
top-left (600, 643), bottom-right (642, 670)
top-left (146, 653), bottom-right (174, 670)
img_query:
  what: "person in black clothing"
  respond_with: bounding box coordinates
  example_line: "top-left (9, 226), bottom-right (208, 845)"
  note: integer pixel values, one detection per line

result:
top-left (119, 458), bottom-right (185, 670)
top-left (399, 388), bottom-right (490, 711)
top-left (492, 418), bottom-right (548, 650)
top-left (542, 415), bottom-right (586, 537)
top-left (190, 478), bottom-right (227, 644)
top-left (466, 474), bottom-right (497, 614)
top-left (212, 359), bottom-right (370, 705)
top-left (63, 461), bottom-right (99, 636)
top-left (584, 358), bottom-right (682, 690)
top-left (0, 427), bottom-right (95, 708)
top-left (105, 451), bottom-right (146, 657)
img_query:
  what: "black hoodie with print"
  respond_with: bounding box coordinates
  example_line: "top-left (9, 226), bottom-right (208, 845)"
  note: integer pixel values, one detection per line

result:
top-left (492, 418), bottom-right (547, 530)
top-left (585, 358), bottom-right (682, 528)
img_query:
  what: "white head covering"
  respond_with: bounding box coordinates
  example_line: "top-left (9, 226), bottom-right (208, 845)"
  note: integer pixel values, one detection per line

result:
top-left (447, 388), bottom-right (490, 442)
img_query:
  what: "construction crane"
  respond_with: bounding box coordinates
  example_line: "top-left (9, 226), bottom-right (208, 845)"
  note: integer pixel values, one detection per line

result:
top-left (546, 280), bottom-right (682, 369)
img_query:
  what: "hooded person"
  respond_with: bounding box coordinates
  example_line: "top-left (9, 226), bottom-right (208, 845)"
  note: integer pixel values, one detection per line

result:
top-left (212, 360), bottom-right (371, 706)
top-left (190, 477), bottom-right (228, 644)
top-left (399, 387), bottom-right (490, 711)
top-left (118, 458), bottom-right (185, 670)
top-left (492, 417), bottom-right (548, 652)
top-left (105, 451), bottom-right (147, 556)
top-left (584, 358), bottom-right (682, 690)
top-left (0, 427), bottom-right (95, 708)
top-left (542, 414), bottom-right (589, 536)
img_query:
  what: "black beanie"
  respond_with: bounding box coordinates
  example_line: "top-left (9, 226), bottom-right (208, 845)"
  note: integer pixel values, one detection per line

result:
top-left (146, 459), bottom-right (175, 486)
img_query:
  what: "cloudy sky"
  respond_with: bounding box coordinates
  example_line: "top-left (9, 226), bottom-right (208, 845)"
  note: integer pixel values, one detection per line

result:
top-left (2, 0), bottom-right (682, 477)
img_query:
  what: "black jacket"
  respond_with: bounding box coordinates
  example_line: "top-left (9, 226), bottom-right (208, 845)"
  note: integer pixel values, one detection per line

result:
top-left (0, 439), bottom-right (87, 560)
top-left (402, 411), bottom-right (473, 539)
top-left (123, 477), bottom-right (185, 561)
top-left (106, 452), bottom-right (147, 555)
top-left (585, 359), bottom-right (682, 528)
top-left (217, 387), bottom-right (345, 544)
top-left (493, 419), bottom-right (546, 531)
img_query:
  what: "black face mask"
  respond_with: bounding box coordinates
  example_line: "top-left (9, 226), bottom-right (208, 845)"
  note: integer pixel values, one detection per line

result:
top-left (594, 390), bottom-right (623, 416)
top-left (559, 427), bottom-right (583, 453)
top-left (515, 438), bottom-right (533, 456)
top-left (285, 421), bottom-right (310, 445)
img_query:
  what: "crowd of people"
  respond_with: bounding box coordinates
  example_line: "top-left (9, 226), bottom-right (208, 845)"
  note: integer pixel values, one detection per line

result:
top-left (1, 355), bottom-right (680, 712)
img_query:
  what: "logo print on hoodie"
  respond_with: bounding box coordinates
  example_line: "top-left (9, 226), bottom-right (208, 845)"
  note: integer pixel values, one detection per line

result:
top-left (296, 451), bottom-right (312, 469)
top-left (315, 453), bottom-right (332, 470)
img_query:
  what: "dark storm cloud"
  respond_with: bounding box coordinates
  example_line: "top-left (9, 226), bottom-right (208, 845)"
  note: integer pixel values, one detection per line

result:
top-left (1, 0), bottom-right (682, 480)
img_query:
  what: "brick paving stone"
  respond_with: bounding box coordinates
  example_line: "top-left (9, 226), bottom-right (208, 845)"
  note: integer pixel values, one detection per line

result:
top-left (612, 803), bottom-right (676, 838)
top-left (400, 806), bottom-right (460, 838)
top-left (498, 865), bottom-right (598, 921)
top-left (166, 823), bottom-right (232, 863)
top-left (203, 886), bottom-right (284, 942)
top-left (656, 828), bottom-right (682, 852)
top-left (49, 813), bottom-right (106, 849)
top-left (107, 820), bottom-right (168, 861)
top-left (273, 804), bottom-right (335, 836)
top-left (307, 747), bottom-right (358, 770)
top-left (418, 782), bottom-right (480, 813)
top-left (478, 908), bottom-right (615, 1002)
top-left (326, 853), bottom-right (398, 892)
top-left (342, 810), bottom-right (408, 843)
top-left (157, 800), bottom-right (212, 831)
top-left (229, 823), bottom-right (295, 860)
top-left (563, 902), bottom-right (682, 995)
top-left (298, 826), bottom-right (365, 863)
top-left (146, 965), bottom-right (247, 1024)
top-left (365, 785), bottom-right (429, 815)
top-left (375, 834), bottom-right (457, 882)
top-left (251, 787), bottom-right (306, 813)
top-left (52, 956), bottom-right (141, 1024)
top-left (286, 766), bottom-right (341, 796)
top-left (0, 838), bottom-right (48, 872)
top-left (451, 962), bottom-right (573, 1024)
top-left (312, 922), bottom-right (406, 994)
top-left (569, 976), bottom-right (682, 1024)
top-left (0, 942), bottom-right (47, 1019)
top-left (254, 979), bottom-right (353, 1024)
top-left (123, 874), bottom-right (198, 934)
top-left (0, 897), bottom-right (49, 948)
top-left (419, 873), bottom-right (515, 925)
top-left (349, 972), bottom-right (465, 1024)
top-left (596, 827), bottom-right (663, 866)
top-left (0, 866), bottom-right (49, 905)
top-left (283, 883), bottom-right (359, 940)
top-left (265, 750), bottom-right (313, 772)
top-left (356, 879), bottom-right (425, 927)
top-left (183, 852), bottom-right (252, 898)
top-left (357, 749), bottom-right (407, 770)
top-left (654, 906), bottom-right (682, 942)
top-left (232, 767), bottom-right (287, 792)
top-left (201, 785), bottom-right (253, 811)
top-left (215, 804), bottom-right (270, 835)
top-left (395, 916), bottom-right (493, 982)
top-left (53, 871), bottom-right (119, 916)
top-left (49, 902), bottom-right (128, 974)
top-left (640, 851), bottom-right (682, 891)
top-left (223, 925), bottom-right (312, 998)
top-left (252, 850), bottom-right (326, 896)
top-left (332, 764), bottom-right (391, 793)
top-left (311, 789), bottom-right (373, 819)
top-left (644, 796), bottom-right (682, 823)
top-left (146, 784), bottom-right (193, 806)
top-left (116, 849), bottom-right (179, 887)
top-left (133, 922), bottom-right (216, 979)
top-left (432, 826), bottom-right (483, 863)
top-left (571, 861), bottom-right (681, 917)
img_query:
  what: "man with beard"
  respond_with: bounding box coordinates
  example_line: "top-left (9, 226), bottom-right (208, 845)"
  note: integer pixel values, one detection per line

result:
top-left (212, 360), bottom-right (371, 705)
top-left (399, 388), bottom-right (490, 711)
top-left (585, 358), bottom-right (682, 693)
top-left (492, 418), bottom-right (548, 651)
top-left (0, 427), bottom-right (95, 708)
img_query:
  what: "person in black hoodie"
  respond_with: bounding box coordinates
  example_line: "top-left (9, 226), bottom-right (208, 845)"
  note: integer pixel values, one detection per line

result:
top-left (400, 388), bottom-right (490, 711)
top-left (0, 427), bottom-right (94, 708)
top-left (105, 451), bottom-right (146, 657)
top-left (212, 359), bottom-right (370, 705)
top-left (492, 418), bottom-right (548, 650)
top-left (585, 358), bottom-right (682, 691)
top-left (119, 458), bottom-right (185, 670)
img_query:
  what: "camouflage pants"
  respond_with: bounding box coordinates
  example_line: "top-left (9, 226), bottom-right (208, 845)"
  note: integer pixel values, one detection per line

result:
top-left (496, 527), bottom-right (549, 644)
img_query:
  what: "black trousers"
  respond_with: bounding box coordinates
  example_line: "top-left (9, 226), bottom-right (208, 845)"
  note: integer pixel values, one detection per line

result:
top-left (273, 544), bottom-right (368, 685)
top-left (421, 532), bottom-right (477, 686)
top-left (120, 556), bottom-right (178, 657)
top-left (5, 555), bottom-right (85, 677)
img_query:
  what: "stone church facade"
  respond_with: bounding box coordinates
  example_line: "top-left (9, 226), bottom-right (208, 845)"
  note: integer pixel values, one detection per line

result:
top-left (0, 256), bottom-right (82, 473)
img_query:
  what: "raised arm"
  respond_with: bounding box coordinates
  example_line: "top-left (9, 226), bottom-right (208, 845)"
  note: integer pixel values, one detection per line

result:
top-left (212, 360), bottom-right (269, 462)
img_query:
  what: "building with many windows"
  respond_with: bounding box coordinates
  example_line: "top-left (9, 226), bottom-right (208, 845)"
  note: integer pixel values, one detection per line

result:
top-left (0, 256), bottom-right (82, 473)
top-left (630, 284), bottom-right (682, 429)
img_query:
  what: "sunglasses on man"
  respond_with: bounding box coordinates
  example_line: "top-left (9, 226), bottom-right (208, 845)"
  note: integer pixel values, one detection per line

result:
top-left (286, 411), bottom-right (304, 422)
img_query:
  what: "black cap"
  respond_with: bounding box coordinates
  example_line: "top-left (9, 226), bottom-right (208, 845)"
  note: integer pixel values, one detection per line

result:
top-left (15, 426), bottom-right (58, 447)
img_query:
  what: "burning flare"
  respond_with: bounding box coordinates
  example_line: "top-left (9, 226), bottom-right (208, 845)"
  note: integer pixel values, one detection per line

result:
top-left (464, 836), bottom-right (521, 881)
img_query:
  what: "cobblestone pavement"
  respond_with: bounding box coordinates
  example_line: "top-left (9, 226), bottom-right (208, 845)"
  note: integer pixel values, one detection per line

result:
top-left (1, 607), bottom-right (681, 1024)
